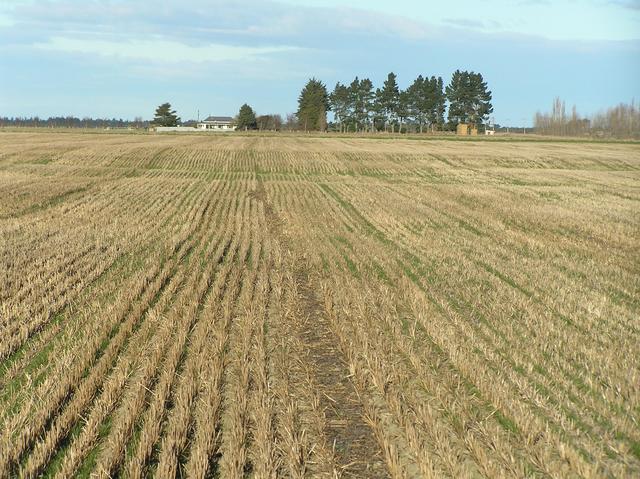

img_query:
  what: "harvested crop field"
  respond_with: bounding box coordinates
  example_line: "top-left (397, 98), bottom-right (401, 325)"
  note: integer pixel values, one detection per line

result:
top-left (0, 131), bottom-right (639, 478)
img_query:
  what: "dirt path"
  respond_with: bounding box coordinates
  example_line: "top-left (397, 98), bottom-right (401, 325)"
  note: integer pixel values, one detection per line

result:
top-left (295, 269), bottom-right (389, 478)
top-left (252, 178), bottom-right (389, 477)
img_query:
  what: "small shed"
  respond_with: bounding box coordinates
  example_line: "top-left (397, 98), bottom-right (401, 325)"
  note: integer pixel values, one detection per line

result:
top-left (457, 123), bottom-right (478, 136)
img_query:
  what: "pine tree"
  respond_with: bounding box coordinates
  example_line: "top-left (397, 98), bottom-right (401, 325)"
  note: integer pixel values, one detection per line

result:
top-left (236, 103), bottom-right (257, 130)
top-left (378, 72), bottom-right (400, 132)
top-left (446, 70), bottom-right (466, 127)
top-left (446, 70), bottom-right (492, 128)
top-left (330, 82), bottom-right (351, 133)
top-left (373, 88), bottom-right (385, 132)
top-left (397, 90), bottom-right (411, 134)
top-left (297, 78), bottom-right (330, 131)
top-left (433, 76), bottom-right (446, 131)
top-left (406, 75), bottom-right (446, 133)
top-left (348, 77), bottom-right (361, 132)
top-left (358, 78), bottom-right (375, 132)
top-left (407, 75), bottom-right (426, 133)
top-left (153, 103), bottom-right (180, 127)
top-left (346, 77), bottom-right (375, 132)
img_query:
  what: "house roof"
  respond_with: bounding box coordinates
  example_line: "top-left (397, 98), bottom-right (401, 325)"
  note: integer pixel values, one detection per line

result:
top-left (201, 116), bottom-right (233, 122)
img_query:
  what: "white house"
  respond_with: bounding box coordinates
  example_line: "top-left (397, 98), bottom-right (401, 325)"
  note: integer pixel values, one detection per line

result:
top-left (197, 116), bottom-right (235, 131)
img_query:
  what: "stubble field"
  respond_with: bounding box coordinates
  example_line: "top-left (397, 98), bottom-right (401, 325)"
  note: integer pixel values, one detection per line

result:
top-left (0, 131), bottom-right (638, 478)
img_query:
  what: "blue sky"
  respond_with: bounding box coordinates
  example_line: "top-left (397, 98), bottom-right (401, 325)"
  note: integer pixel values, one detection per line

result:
top-left (0, 0), bottom-right (638, 125)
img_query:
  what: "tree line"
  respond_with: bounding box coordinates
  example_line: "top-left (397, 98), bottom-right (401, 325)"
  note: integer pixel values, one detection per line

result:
top-left (0, 116), bottom-right (148, 129)
top-left (534, 98), bottom-right (639, 138)
top-left (296, 70), bottom-right (493, 133)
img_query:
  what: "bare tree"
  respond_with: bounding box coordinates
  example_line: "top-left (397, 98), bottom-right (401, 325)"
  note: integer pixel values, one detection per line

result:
top-left (283, 113), bottom-right (298, 131)
top-left (536, 98), bottom-right (639, 138)
top-left (535, 97), bottom-right (589, 136)
top-left (591, 101), bottom-right (640, 138)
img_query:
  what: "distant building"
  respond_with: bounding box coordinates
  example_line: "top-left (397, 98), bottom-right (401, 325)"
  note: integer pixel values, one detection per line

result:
top-left (197, 116), bottom-right (235, 131)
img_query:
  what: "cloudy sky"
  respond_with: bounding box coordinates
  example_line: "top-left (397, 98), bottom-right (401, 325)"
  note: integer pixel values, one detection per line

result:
top-left (0, 0), bottom-right (638, 125)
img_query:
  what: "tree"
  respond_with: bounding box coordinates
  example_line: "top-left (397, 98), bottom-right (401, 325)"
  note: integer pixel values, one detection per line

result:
top-left (532, 98), bottom-right (639, 138)
top-left (446, 70), bottom-right (493, 128)
top-left (236, 103), bottom-right (257, 130)
top-left (407, 75), bottom-right (426, 132)
top-left (348, 77), bottom-right (361, 131)
top-left (330, 82), bottom-right (351, 133)
top-left (297, 78), bottom-right (330, 131)
top-left (360, 78), bottom-right (375, 132)
top-left (153, 102), bottom-right (180, 127)
top-left (256, 114), bottom-right (283, 131)
top-left (378, 72), bottom-right (400, 132)
top-left (432, 76), bottom-right (446, 131)
top-left (372, 88), bottom-right (386, 132)
top-left (534, 97), bottom-right (591, 136)
top-left (397, 90), bottom-right (411, 133)
top-left (347, 77), bottom-right (375, 132)
top-left (591, 100), bottom-right (639, 138)
top-left (283, 113), bottom-right (298, 131)
top-left (408, 75), bottom-right (447, 133)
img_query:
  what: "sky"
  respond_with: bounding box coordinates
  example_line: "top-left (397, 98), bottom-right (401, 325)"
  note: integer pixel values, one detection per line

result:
top-left (0, 0), bottom-right (638, 126)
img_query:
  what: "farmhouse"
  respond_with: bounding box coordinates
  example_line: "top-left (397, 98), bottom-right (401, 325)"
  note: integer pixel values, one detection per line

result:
top-left (197, 116), bottom-right (235, 131)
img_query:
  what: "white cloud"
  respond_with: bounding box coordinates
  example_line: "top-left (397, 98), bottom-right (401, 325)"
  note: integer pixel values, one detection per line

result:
top-left (33, 36), bottom-right (302, 63)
